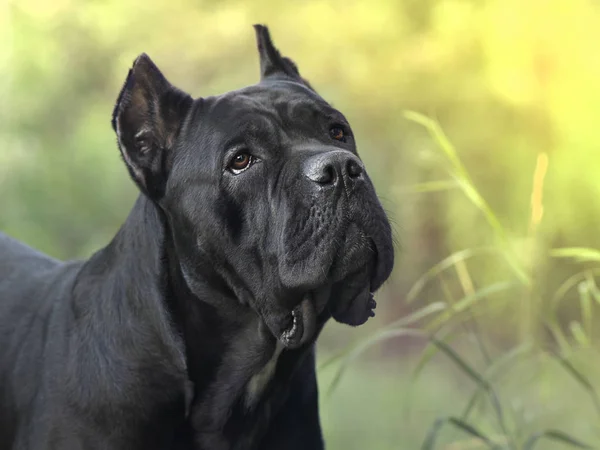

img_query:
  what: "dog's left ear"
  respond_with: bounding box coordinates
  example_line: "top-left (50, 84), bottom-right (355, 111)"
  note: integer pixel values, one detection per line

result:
top-left (253, 24), bottom-right (313, 89)
top-left (112, 53), bottom-right (193, 199)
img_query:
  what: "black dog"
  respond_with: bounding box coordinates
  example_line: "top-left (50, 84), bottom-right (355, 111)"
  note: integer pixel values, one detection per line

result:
top-left (0, 25), bottom-right (394, 450)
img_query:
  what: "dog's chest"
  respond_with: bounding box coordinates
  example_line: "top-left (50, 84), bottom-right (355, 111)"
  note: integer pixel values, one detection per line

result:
top-left (244, 342), bottom-right (284, 409)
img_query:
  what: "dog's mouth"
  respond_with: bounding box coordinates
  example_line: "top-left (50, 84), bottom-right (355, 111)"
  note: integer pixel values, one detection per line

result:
top-left (264, 220), bottom-right (391, 349)
top-left (278, 294), bottom-right (317, 348)
top-left (274, 228), bottom-right (382, 348)
top-left (275, 285), bottom-right (377, 349)
top-left (275, 263), bottom-right (379, 349)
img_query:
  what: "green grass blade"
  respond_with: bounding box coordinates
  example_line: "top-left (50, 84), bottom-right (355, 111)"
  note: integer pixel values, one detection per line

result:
top-left (403, 111), bottom-right (463, 169)
top-left (579, 280), bottom-right (593, 340)
top-left (551, 247), bottom-right (600, 263)
top-left (421, 417), bottom-right (444, 450)
top-left (318, 302), bottom-right (446, 373)
top-left (421, 416), bottom-right (499, 450)
top-left (550, 350), bottom-right (600, 417)
top-left (431, 337), bottom-right (489, 388)
top-left (542, 320), bottom-right (573, 356)
top-left (586, 273), bottom-right (600, 306)
top-left (395, 180), bottom-right (459, 194)
top-left (523, 429), bottom-right (595, 449)
top-left (410, 328), bottom-right (461, 382)
top-left (403, 325), bottom-right (465, 424)
top-left (553, 271), bottom-right (592, 311)
top-left (462, 343), bottom-right (533, 420)
top-left (461, 389), bottom-right (485, 428)
top-left (569, 321), bottom-right (590, 347)
top-left (552, 269), bottom-right (600, 318)
top-left (426, 281), bottom-right (520, 331)
top-left (405, 247), bottom-right (498, 304)
top-left (325, 328), bottom-right (426, 398)
top-left (431, 337), bottom-right (516, 447)
top-left (381, 301), bottom-right (447, 331)
top-left (403, 110), bottom-right (530, 286)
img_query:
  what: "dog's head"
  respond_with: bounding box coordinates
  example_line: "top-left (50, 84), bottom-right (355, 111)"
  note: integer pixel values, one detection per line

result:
top-left (111, 25), bottom-right (394, 349)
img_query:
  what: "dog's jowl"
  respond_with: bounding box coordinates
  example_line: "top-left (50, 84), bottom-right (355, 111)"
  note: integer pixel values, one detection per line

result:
top-left (0, 25), bottom-right (394, 450)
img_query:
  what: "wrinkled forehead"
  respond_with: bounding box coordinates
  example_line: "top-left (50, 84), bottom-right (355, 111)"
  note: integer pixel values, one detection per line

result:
top-left (187, 81), bottom-right (346, 144)
top-left (218, 80), bottom-right (331, 122)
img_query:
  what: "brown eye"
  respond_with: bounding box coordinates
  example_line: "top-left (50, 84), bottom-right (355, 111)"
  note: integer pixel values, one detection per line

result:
top-left (329, 126), bottom-right (346, 142)
top-left (229, 152), bottom-right (253, 174)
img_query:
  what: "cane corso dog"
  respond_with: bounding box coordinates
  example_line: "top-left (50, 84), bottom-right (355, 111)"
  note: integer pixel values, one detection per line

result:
top-left (0, 25), bottom-right (394, 450)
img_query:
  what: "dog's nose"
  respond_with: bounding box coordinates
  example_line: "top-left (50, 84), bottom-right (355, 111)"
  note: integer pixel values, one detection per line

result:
top-left (304, 151), bottom-right (364, 186)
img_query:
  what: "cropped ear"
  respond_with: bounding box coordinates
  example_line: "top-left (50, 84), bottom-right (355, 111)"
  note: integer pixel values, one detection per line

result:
top-left (111, 53), bottom-right (193, 199)
top-left (253, 24), bottom-right (314, 89)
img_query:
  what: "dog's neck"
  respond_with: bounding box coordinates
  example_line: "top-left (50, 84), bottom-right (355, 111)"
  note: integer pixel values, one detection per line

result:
top-left (75, 194), bottom-right (313, 444)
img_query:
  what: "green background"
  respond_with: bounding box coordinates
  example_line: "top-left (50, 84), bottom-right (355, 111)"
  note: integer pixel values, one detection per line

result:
top-left (2, 0), bottom-right (600, 448)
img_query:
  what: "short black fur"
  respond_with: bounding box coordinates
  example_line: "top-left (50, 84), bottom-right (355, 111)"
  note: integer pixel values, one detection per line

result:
top-left (0, 25), bottom-right (394, 450)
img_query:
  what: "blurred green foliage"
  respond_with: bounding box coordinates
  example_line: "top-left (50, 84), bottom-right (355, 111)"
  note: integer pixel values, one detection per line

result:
top-left (3, 0), bottom-right (600, 448)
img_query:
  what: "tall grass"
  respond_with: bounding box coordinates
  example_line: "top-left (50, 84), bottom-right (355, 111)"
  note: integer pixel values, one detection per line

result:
top-left (321, 112), bottom-right (600, 449)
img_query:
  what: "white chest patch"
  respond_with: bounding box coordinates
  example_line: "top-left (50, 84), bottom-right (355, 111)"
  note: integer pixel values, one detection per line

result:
top-left (244, 342), bottom-right (284, 410)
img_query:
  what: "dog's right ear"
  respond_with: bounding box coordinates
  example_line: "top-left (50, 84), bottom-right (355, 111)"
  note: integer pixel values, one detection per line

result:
top-left (112, 54), bottom-right (193, 199)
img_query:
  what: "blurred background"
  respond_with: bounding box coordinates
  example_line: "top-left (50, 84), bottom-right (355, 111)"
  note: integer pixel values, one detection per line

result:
top-left (3, 0), bottom-right (600, 448)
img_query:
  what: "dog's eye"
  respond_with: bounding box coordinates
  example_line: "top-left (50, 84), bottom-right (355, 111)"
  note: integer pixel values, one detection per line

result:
top-left (329, 126), bottom-right (346, 142)
top-left (229, 152), bottom-right (254, 174)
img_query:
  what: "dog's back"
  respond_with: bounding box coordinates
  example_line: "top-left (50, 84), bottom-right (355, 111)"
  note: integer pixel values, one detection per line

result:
top-left (0, 232), bottom-right (69, 335)
top-left (1, 232), bottom-right (63, 285)
top-left (0, 233), bottom-right (80, 447)
top-left (0, 232), bottom-right (71, 328)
